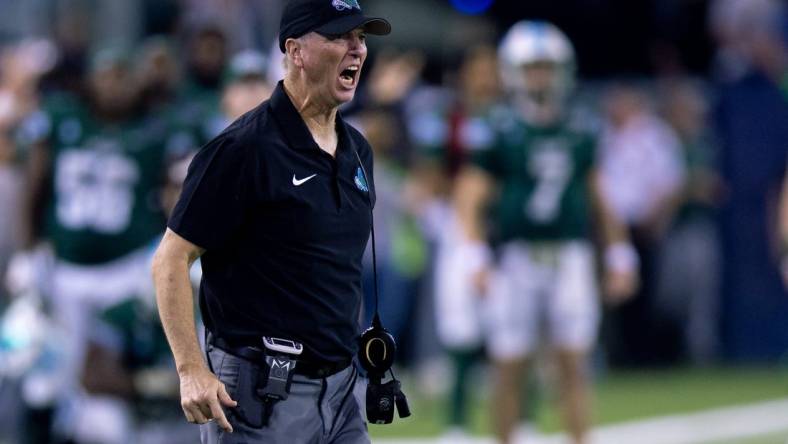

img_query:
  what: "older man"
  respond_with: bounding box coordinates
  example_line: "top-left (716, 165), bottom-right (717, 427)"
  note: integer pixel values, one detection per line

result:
top-left (151, 1), bottom-right (390, 443)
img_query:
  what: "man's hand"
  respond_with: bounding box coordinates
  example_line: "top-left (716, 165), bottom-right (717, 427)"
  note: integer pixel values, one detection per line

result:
top-left (5, 250), bottom-right (39, 298)
top-left (178, 363), bottom-right (237, 433)
top-left (367, 49), bottom-right (424, 105)
top-left (603, 269), bottom-right (638, 306)
top-left (472, 268), bottom-right (490, 298)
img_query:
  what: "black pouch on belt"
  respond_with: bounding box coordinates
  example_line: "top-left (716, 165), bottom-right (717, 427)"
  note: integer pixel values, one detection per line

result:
top-left (230, 360), bottom-right (269, 429)
top-left (229, 337), bottom-right (302, 429)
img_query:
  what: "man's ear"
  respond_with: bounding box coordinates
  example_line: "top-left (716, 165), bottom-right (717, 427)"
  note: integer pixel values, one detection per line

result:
top-left (285, 38), bottom-right (304, 68)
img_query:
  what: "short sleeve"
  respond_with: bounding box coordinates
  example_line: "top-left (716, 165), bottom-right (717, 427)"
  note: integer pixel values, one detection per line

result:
top-left (469, 107), bottom-right (511, 175)
top-left (168, 133), bottom-right (251, 250)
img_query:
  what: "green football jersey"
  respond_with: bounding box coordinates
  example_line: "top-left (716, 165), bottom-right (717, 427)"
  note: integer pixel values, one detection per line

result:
top-left (38, 95), bottom-right (168, 264)
top-left (175, 81), bottom-right (222, 143)
top-left (473, 113), bottom-right (597, 242)
top-left (100, 297), bottom-right (173, 368)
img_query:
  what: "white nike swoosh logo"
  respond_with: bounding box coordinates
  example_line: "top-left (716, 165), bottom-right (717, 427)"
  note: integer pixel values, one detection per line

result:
top-left (292, 174), bottom-right (317, 186)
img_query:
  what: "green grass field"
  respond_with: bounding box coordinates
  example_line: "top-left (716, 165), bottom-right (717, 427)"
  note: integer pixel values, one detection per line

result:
top-left (370, 366), bottom-right (788, 439)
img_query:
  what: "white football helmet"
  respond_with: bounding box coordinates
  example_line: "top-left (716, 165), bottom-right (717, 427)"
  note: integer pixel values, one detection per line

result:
top-left (498, 21), bottom-right (576, 119)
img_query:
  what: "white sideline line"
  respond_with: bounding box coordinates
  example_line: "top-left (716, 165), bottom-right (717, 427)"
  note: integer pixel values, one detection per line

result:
top-left (374, 398), bottom-right (788, 444)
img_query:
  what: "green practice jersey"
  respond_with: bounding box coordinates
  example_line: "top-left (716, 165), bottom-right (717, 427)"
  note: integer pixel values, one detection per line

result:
top-left (473, 113), bottom-right (597, 242)
top-left (37, 95), bottom-right (168, 264)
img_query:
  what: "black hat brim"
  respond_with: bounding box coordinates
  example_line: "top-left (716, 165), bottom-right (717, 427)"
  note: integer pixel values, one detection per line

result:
top-left (314, 15), bottom-right (391, 37)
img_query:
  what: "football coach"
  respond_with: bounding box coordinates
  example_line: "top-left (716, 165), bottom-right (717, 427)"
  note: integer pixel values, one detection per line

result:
top-left (151, 0), bottom-right (391, 442)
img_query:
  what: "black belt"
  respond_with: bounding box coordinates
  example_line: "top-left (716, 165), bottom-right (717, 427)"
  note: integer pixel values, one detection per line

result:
top-left (208, 335), bottom-right (351, 379)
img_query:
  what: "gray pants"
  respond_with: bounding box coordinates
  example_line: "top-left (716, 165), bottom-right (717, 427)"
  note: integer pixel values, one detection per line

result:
top-left (200, 347), bottom-right (370, 444)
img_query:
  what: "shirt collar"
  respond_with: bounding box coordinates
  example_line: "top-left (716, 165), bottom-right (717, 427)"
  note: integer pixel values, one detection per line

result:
top-left (270, 80), bottom-right (355, 159)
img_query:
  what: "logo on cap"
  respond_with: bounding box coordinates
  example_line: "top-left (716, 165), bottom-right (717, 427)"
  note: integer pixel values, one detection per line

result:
top-left (332, 0), bottom-right (361, 11)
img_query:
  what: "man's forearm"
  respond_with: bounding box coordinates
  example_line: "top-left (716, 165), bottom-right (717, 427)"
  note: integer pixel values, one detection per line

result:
top-left (589, 171), bottom-right (638, 273)
top-left (153, 251), bottom-right (206, 374)
top-left (779, 172), bottom-right (788, 251)
top-left (453, 167), bottom-right (493, 242)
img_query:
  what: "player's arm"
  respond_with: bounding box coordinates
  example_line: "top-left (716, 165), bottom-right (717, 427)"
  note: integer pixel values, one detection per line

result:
top-left (20, 141), bottom-right (50, 248)
top-left (779, 167), bottom-right (788, 288)
top-left (453, 165), bottom-right (495, 242)
top-left (151, 228), bottom-right (236, 432)
top-left (453, 165), bottom-right (496, 295)
top-left (4, 140), bottom-right (51, 298)
top-left (588, 169), bottom-right (639, 304)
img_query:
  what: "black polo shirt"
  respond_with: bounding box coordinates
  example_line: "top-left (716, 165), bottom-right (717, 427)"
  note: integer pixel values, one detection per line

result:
top-left (169, 81), bottom-right (375, 364)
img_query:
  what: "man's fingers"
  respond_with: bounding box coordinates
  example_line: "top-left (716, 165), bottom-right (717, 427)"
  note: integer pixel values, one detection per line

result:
top-left (182, 406), bottom-right (196, 424)
top-left (188, 404), bottom-right (209, 424)
top-left (208, 398), bottom-right (234, 433)
top-left (197, 401), bottom-right (214, 422)
top-left (218, 383), bottom-right (238, 407)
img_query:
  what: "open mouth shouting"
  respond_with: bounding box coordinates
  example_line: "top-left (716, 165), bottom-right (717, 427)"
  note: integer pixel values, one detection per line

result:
top-left (339, 64), bottom-right (360, 89)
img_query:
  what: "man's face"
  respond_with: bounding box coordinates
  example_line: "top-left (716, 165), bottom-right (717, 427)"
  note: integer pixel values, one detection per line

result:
top-left (190, 31), bottom-right (227, 83)
top-left (222, 78), bottom-right (273, 120)
top-left (298, 28), bottom-right (368, 106)
top-left (520, 61), bottom-right (560, 104)
top-left (460, 47), bottom-right (500, 104)
top-left (90, 65), bottom-right (138, 116)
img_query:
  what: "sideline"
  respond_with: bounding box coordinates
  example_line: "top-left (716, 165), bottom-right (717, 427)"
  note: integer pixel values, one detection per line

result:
top-left (374, 398), bottom-right (788, 444)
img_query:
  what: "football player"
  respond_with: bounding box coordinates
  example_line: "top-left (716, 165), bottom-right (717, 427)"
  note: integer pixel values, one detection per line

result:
top-left (455, 21), bottom-right (638, 444)
top-left (408, 45), bottom-right (501, 438)
top-left (11, 49), bottom-right (172, 443)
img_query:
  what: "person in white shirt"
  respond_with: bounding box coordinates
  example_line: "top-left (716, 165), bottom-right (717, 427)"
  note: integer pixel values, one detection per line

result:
top-left (597, 83), bottom-right (686, 366)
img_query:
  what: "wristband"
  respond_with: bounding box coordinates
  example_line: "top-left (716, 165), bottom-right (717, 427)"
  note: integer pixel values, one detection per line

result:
top-left (605, 242), bottom-right (639, 273)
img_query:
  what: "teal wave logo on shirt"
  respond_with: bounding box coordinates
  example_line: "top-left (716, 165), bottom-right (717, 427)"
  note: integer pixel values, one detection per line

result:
top-left (354, 167), bottom-right (369, 192)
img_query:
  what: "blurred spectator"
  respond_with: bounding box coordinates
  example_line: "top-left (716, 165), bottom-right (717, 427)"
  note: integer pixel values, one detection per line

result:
top-left (183, 24), bottom-right (227, 99)
top-left (709, 0), bottom-right (787, 84)
top-left (180, 0), bottom-right (282, 50)
top-left (708, 0), bottom-right (753, 82)
top-left (780, 167), bottom-right (788, 288)
top-left (349, 49), bottom-right (427, 359)
top-left (39, 10), bottom-right (90, 96)
top-left (355, 48), bottom-right (424, 166)
top-left (655, 79), bottom-right (723, 364)
top-left (175, 23), bottom-right (228, 145)
top-left (597, 82), bottom-right (686, 367)
top-left (711, 0), bottom-right (788, 361)
top-left (161, 49), bottom-right (274, 216)
top-left (217, 49), bottom-right (273, 124)
top-left (355, 109), bottom-right (426, 353)
top-left (135, 36), bottom-right (181, 113)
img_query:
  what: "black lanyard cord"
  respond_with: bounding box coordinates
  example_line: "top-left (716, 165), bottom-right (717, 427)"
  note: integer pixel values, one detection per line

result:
top-left (352, 148), bottom-right (381, 326)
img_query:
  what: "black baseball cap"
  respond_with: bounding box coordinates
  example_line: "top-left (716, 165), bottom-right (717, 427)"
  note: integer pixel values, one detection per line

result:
top-left (278, 0), bottom-right (391, 52)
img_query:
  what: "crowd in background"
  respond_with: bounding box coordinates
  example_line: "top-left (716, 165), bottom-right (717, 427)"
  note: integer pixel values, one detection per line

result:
top-left (0, 0), bottom-right (786, 443)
